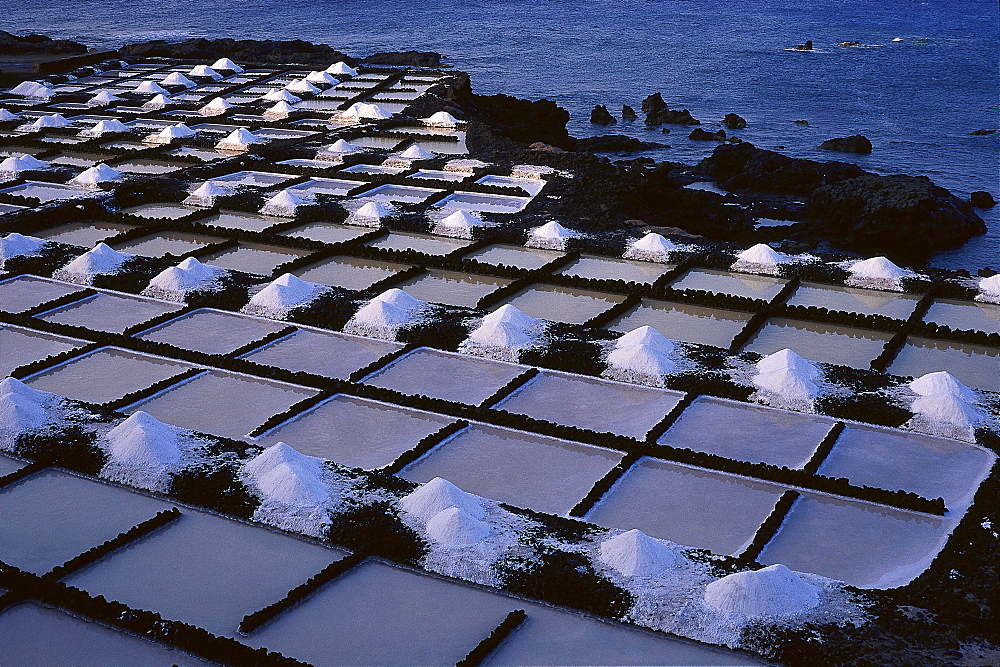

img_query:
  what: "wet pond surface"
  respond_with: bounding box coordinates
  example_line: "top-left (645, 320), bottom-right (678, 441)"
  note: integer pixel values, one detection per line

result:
top-left (112, 231), bottom-right (222, 257)
top-left (787, 282), bottom-right (920, 320)
top-left (33, 221), bottom-right (134, 247)
top-left (556, 255), bottom-right (672, 285)
top-left (501, 284), bottom-right (624, 325)
top-left (37, 292), bottom-right (182, 334)
top-left (608, 299), bottom-right (750, 349)
top-left (200, 243), bottom-right (314, 276)
top-left (461, 244), bottom-right (564, 270)
top-left (242, 328), bottom-right (401, 379)
top-left (0, 276), bottom-right (86, 313)
top-left (923, 298), bottom-right (1000, 335)
top-left (393, 269), bottom-right (510, 308)
top-left (888, 336), bottom-right (1000, 392)
top-left (364, 348), bottom-right (525, 405)
top-left (0, 324), bottom-right (86, 376)
top-left (293, 255), bottom-right (410, 290)
top-left (136, 308), bottom-right (285, 356)
top-left (670, 268), bottom-right (787, 301)
top-left (743, 318), bottom-right (892, 369)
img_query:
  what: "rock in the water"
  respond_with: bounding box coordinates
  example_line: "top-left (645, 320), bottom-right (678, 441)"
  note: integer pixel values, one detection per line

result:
top-left (793, 119), bottom-right (810, 125)
top-left (590, 104), bottom-right (616, 125)
top-left (698, 142), bottom-right (865, 194)
top-left (641, 92), bottom-right (668, 114)
top-left (819, 134), bottom-right (873, 154)
top-left (646, 108), bottom-right (700, 126)
top-left (970, 129), bottom-right (996, 136)
top-left (120, 37), bottom-right (353, 66)
top-left (971, 191), bottom-right (997, 208)
top-left (622, 104), bottom-right (638, 121)
top-left (727, 136), bottom-right (742, 143)
top-left (723, 113), bottom-right (747, 129)
top-left (690, 128), bottom-right (726, 141)
top-left (793, 40), bottom-right (814, 51)
top-left (576, 135), bottom-right (666, 152)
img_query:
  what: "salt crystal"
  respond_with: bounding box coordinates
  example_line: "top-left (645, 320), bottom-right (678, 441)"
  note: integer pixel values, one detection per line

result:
top-left (598, 529), bottom-right (677, 577)
top-left (704, 564), bottom-right (820, 619)
top-left (400, 477), bottom-right (486, 521)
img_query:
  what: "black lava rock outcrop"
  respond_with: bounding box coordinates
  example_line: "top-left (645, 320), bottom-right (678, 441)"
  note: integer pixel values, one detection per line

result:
top-left (0, 31), bottom-right (87, 54)
top-left (970, 129), bottom-right (996, 136)
top-left (698, 142), bottom-right (864, 194)
top-left (622, 105), bottom-right (638, 121)
top-left (575, 135), bottom-right (666, 152)
top-left (793, 40), bottom-right (814, 51)
top-left (723, 113), bottom-right (747, 129)
top-left (646, 108), bottom-right (700, 126)
top-left (641, 93), bottom-right (668, 114)
top-left (971, 191), bottom-right (997, 208)
top-left (119, 38), bottom-right (353, 65)
top-left (819, 134), bottom-right (873, 154)
top-left (793, 120), bottom-right (810, 125)
top-left (590, 105), bottom-right (616, 125)
top-left (690, 128), bottom-right (726, 141)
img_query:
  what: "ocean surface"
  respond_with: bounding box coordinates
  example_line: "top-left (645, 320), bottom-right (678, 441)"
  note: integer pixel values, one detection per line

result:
top-left (5, 0), bottom-right (998, 269)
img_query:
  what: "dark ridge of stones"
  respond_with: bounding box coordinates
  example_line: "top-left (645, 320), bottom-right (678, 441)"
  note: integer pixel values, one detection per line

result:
top-left (819, 134), bottom-right (873, 154)
top-left (590, 104), bottom-right (616, 125)
top-left (645, 108), bottom-right (700, 126)
top-left (690, 128), bottom-right (726, 141)
top-left (793, 119), bottom-right (810, 125)
top-left (118, 37), bottom-right (354, 65)
top-left (698, 142), bottom-right (865, 195)
top-left (0, 31), bottom-right (88, 54)
top-left (723, 113), bottom-right (747, 129)
top-left (621, 104), bottom-right (638, 121)
top-left (970, 129), bottom-right (997, 136)
top-left (640, 92), bottom-right (668, 114)
top-left (971, 191), bottom-right (997, 208)
top-left (575, 135), bottom-right (667, 153)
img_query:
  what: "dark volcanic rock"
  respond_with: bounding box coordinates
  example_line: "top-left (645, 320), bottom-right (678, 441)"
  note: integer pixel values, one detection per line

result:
top-left (793, 40), bottom-right (814, 51)
top-left (971, 191), bottom-right (997, 208)
top-left (808, 174), bottom-right (986, 254)
top-left (119, 38), bottom-right (353, 66)
top-left (575, 135), bottom-right (666, 152)
top-left (590, 104), bottom-right (616, 125)
top-left (690, 128), bottom-right (726, 141)
top-left (698, 142), bottom-right (865, 194)
top-left (970, 129), bottom-right (997, 136)
top-left (723, 113), bottom-right (747, 129)
top-left (363, 51), bottom-right (443, 67)
top-left (727, 136), bottom-right (743, 143)
top-left (793, 120), bottom-right (810, 125)
top-left (622, 105), bottom-right (638, 121)
top-left (641, 93), bottom-right (668, 114)
top-left (819, 134), bottom-right (873, 154)
top-left (646, 108), bottom-right (700, 126)
top-left (0, 31), bottom-right (87, 54)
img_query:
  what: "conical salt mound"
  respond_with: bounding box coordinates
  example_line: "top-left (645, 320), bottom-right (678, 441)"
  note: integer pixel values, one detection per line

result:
top-left (0, 392), bottom-right (49, 444)
top-left (910, 393), bottom-right (982, 430)
top-left (481, 304), bottom-right (540, 330)
top-left (263, 89), bottom-right (301, 103)
top-left (615, 326), bottom-right (675, 355)
top-left (199, 97), bottom-right (231, 115)
top-left (398, 144), bottom-right (435, 160)
top-left (134, 80), bottom-right (168, 94)
top-left (161, 72), bottom-right (195, 88)
top-left (105, 411), bottom-right (181, 469)
top-left (211, 58), bottom-right (243, 73)
top-left (0, 108), bottom-right (19, 121)
top-left (217, 128), bottom-right (262, 150)
top-left (978, 274), bottom-right (1000, 297)
top-left (242, 442), bottom-right (328, 507)
top-left (373, 288), bottom-right (424, 311)
top-left (264, 100), bottom-right (296, 119)
top-left (438, 209), bottom-right (481, 232)
top-left (0, 155), bottom-right (48, 174)
top-left (532, 221), bottom-right (574, 240)
top-left (260, 189), bottom-right (305, 217)
top-left (606, 344), bottom-right (676, 378)
top-left (286, 79), bottom-right (320, 94)
top-left (846, 256), bottom-right (911, 290)
top-left (78, 119), bottom-right (129, 137)
top-left (143, 94), bottom-right (175, 109)
top-left (0, 377), bottom-right (56, 402)
top-left (424, 111), bottom-right (461, 126)
top-left (623, 232), bottom-right (680, 262)
top-left (245, 273), bottom-right (321, 314)
top-left (353, 201), bottom-right (392, 221)
top-left (146, 257), bottom-right (219, 296)
top-left (29, 114), bottom-right (70, 129)
top-left (306, 70), bottom-right (338, 85)
top-left (326, 62), bottom-right (358, 76)
top-left (756, 348), bottom-right (818, 378)
top-left (57, 243), bottom-right (129, 281)
top-left (146, 123), bottom-right (194, 143)
top-left (11, 81), bottom-right (48, 96)
top-left (426, 506), bottom-right (492, 546)
top-left (177, 256), bottom-right (215, 277)
top-left (704, 564), bottom-right (820, 619)
top-left (909, 371), bottom-right (977, 402)
top-left (188, 64), bottom-right (221, 80)
top-left (183, 180), bottom-right (229, 206)
top-left (599, 529), bottom-right (678, 578)
top-left (327, 139), bottom-right (360, 153)
top-left (737, 243), bottom-right (783, 266)
top-left (1, 233), bottom-right (45, 266)
top-left (468, 320), bottom-right (534, 350)
top-left (87, 90), bottom-right (121, 106)
top-left (753, 368), bottom-right (819, 404)
top-left (344, 102), bottom-right (391, 120)
top-left (69, 163), bottom-right (122, 187)
top-left (400, 477), bottom-right (486, 521)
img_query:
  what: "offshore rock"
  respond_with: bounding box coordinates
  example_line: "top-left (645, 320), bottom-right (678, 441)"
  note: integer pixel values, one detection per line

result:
top-left (590, 104), bottom-right (616, 125)
top-left (622, 104), bottom-right (638, 121)
top-left (723, 113), bottom-right (747, 129)
top-left (818, 134), bottom-right (873, 154)
top-left (576, 135), bottom-right (666, 152)
top-left (971, 191), bottom-right (996, 208)
top-left (646, 107), bottom-right (700, 126)
top-left (698, 142), bottom-right (864, 194)
top-left (690, 128), bottom-right (726, 141)
top-left (641, 92), bottom-right (668, 113)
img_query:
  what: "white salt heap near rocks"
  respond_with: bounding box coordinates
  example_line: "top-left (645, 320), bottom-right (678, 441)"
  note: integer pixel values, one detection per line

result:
top-left (425, 506), bottom-right (492, 547)
top-left (905, 371), bottom-right (982, 441)
top-left (326, 61), bottom-right (358, 77)
top-left (399, 145), bottom-right (435, 160)
top-left (526, 221), bottom-right (578, 250)
top-left (731, 243), bottom-right (789, 276)
top-left (976, 274), bottom-right (1000, 304)
top-left (343, 288), bottom-right (427, 340)
top-left (183, 180), bottom-right (229, 207)
top-left (704, 564), bottom-right (820, 619)
top-left (100, 411), bottom-right (182, 492)
top-left (598, 529), bottom-right (678, 578)
top-left (143, 257), bottom-right (223, 300)
top-left (216, 128), bottom-right (263, 151)
top-left (603, 326), bottom-right (677, 387)
top-left (845, 256), bottom-right (913, 291)
top-left (142, 93), bottom-right (175, 110)
top-left (342, 102), bottom-right (392, 120)
top-left (623, 232), bottom-right (682, 263)
top-left (78, 119), bottom-right (129, 138)
top-left (199, 97), bottom-right (231, 116)
top-left (346, 200), bottom-right (393, 227)
top-left (134, 80), bottom-right (169, 94)
top-left (423, 111), bottom-right (461, 127)
top-left (400, 477), bottom-right (486, 521)
top-left (263, 100), bottom-right (296, 119)
top-left (187, 64), bottom-right (222, 80)
top-left (68, 163), bottom-right (122, 187)
top-left (285, 78), bottom-right (320, 95)
top-left (145, 123), bottom-right (195, 144)
top-left (0, 377), bottom-right (58, 450)
top-left (0, 233), bottom-right (45, 268)
top-left (306, 70), bottom-right (338, 85)
top-left (0, 154), bottom-right (48, 176)
top-left (431, 209), bottom-right (484, 239)
top-left (0, 108), bottom-right (19, 121)
top-left (751, 348), bottom-right (821, 410)
top-left (444, 158), bottom-right (488, 174)
top-left (242, 273), bottom-right (326, 319)
top-left (461, 304), bottom-right (543, 362)
top-left (316, 138), bottom-right (362, 162)
top-left (10, 81), bottom-right (50, 98)
top-left (259, 189), bottom-right (305, 217)
top-left (211, 57), bottom-right (243, 73)
top-left (54, 243), bottom-right (132, 284)
top-left (161, 71), bottom-right (195, 88)
top-left (242, 442), bottom-right (331, 537)
top-left (87, 90), bottom-right (121, 106)
top-left (25, 114), bottom-right (70, 131)
top-left (263, 89), bottom-right (301, 103)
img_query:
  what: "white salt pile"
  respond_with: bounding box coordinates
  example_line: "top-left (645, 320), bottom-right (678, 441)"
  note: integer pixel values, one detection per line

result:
top-left (100, 411), bottom-right (182, 492)
top-left (211, 57), bottom-right (244, 73)
top-left (78, 119), bottom-right (129, 138)
top-left (54, 242), bottom-right (131, 284)
top-left (263, 100), bottom-right (296, 120)
top-left (604, 326), bottom-right (677, 386)
top-left (316, 138), bottom-right (362, 162)
top-left (10, 81), bottom-right (50, 97)
top-left (263, 88), bottom-right (301, 103)
top-left (444, 158), bottom-right (488, 174)
top-left (182, 180), bottom-right (230, 207)
top-left (910, 370), bottom-right (977, 402)
top-left (286, 78), bottom-right (320, 95)
top-left (461, 304), bottom-right (543, 362)
top-left (87, 90), bottom-right (121, 106)
top-left (511, 164), bottom-right (556, 180)
top-left (623, 232), bottom-right (682, 263)
top-left (326, 61), bottom-right (358, 77)
top-left (161, 71), bottom-right (195, 88)
top-left (526, 221), bottom-right (578, 250)
top-left (343, 288), bottom-right (427, 339)
top-left (260, 189), bottom-right (306, 217)
top-left (400, 144), bottom-right (435, 160)
top-left (752, 348), bottom-right (821, 409)
top-left (243, 273), bottom-right (326, 318)
top-left (346, 200), bottom-right (393, 227)
top-left (26, 114), bottom-right (70, 130)
top-left (906, 371), bottom-right (982, 441)
top-left (68, 163), bottom-right (123, 187)
top-left (704, 564), bottom-right (820, 619)
top-left (423, 111), bottom-right (462, 127)
top-left (425, 506), bottom-right (492, 547)
top-left (0, 154), bottom-right (48, 175)
top-left (598, 529), bottom-right (678, 578)
top-left (431, 209), bottom-right (485, 239)
top-left (134, 80), bottom-right (168, 94)
top-left (143, 257), bottom-right (223, 300)
top-left (0, 377), bottom-right (54, 450)
top-left (0, 108), bottom-right (19, 121)
top-left (142, 93), bottom-right (175, 110)
top-left (188, 64), bottom-right (222, 80)
top-left (199, 97), bottom-right (231, 116)
top-left (0, 232), bottom-right (45, 268)
top-left (242, 442), bottom-right (331, 536)
top-left (976, 274), bottom-right (1000, 304)
top-left (216, 128), bottom-right (263, 151)
top-left (731, 243), bottom-right (788, 276)
top-left (342, 102), bottom-right (392, 120)
top-left (400, 476), bottom-right (486, 521)
top-left (144, 122), bottom-right (195, 144)
top-left (845, 256), bottom-right (913, 291)
top-left (306, 70), bottom-right (338, 85)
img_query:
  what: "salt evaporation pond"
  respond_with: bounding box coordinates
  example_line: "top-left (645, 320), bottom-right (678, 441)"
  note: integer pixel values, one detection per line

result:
top-left (409, 169), bottom-right (470, 183)
top-left (0, 454), bottom-right (26, 477)
top-left (0, 276), bottom-right (86, 313)
top-left (200, 242), bottom-right (313, 276)
top-left (608, 299), bottom-right (751, 348)
top-left (743, 318), bottom-right (892, 369)
top-left (402, 424), bottom-right (622, 515)
top-left (501, 284), bottom-right (624, 325)
top-left (436, 191), bottom-right (530, 213)
top-left (817, 425), bottom-right (995, 506)
top-left (0, 603), bottom-right (205, 666)
top-left (361, 184), bottom-right (444, 204)
top-left (67, 509), bottom-right (346, 636)
top-left (585, 458), bottom-right (784, 556)
top-left (670, 268), bottom-right (787, 301)
top-left (294, 255), bottom-right (410, 290)
top-left (121, 203), bottom-right (199, 220)
top-left (786, 282), bottom-right (920, 320)
top-left (291, 178), bottom-right (367, 198)
top-left (37, 292), bottom-right (182, 334)
top-left (25, 347), bottom-right (196, 405)
top-left (111, 158), bottom-right (186, 174)
top-left (394, 269), bottom-right (511, 308)
top-left (242, 328), bottom-right (401, 379)
top-left (279, 222), bottom-right (372, 245)
top-left (258, 395), bottom-right (454, 469)
top-left (495, 371), bottom-right (682, 439)
top-left (113, 231), bottom-right (222, 257)
top-left (759, 493), bottom-right (950, 588)
top-left (136, 308), bottom-right (285, 356)
top-left (34, 221), bottom-right (134, 247)
top-left (367, 232), bottom-right (470, 256)
top-left (0, 324), bottom-right (85, 376)
top-left (0, 470), bottom-right (170, 574)
top-left (0, 182), bottom-right (91, 204)
top-left (47, 152), bottom-right (107, 167)
top-left (660, 397), bottom-right (834, 469)
top-left (888, 336), bottom-right (1000, 392)
top-left (923, 298), bottom-right (1000, 335)
top-left (364, 348), bottom-right (526, 405)
top-left (244, 561), bottom-right (514, 665)
top-left (462, 244), bottom-right (564, 270)
top-left (555, 255), bottom-right (672, 285)
top-left (126, 369), bottom-right (317, 439)
top-left (200, 211), bottom-right (284, 233)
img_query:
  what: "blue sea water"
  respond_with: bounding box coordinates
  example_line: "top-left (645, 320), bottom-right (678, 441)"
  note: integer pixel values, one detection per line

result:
top-left (5, 0), bottom-right (998, 269)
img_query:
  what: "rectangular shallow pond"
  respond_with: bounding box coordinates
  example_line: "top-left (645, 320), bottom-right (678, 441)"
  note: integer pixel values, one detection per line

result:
top-left (199, 211), bottom-right (285, 233)
top-left (435, 191), bottom-right (530, 213)
top-left (669, 268), bottom-right (787, 301)
top-left (0, 276), bottom-right (86, 313)
top-left (200, 243), bottom-right (314, 276)
top-left (402, 424), bottom-right (623, 516)
top-left (461, 243), bottom-right (564, 270)
top-left (209, 171), bottom-right (296, 188)
top-left (111, 158), bottom-right (187, 175)
top-left (33, 221), bottom-right (134, 248)
top-left (495, 371), bottom-right (682, 439)
top-left (0, 453), bottom-right (26, 477)
top-left (136, 308), bottom-right (286, 356)
top-left (887, 336), bottom-right (1000, 391)
top-left (293, 255), bottom-right (411, 290)
top-left (393, 269), bottom-right (511, 308)
top-left (0, 181), bottom-right (92, 203)
top-left (126, 369), bottom-right (318, 439)
top-left (585, 458), bottom-right (784, 555)
top-left (787, 281), bottom-right (920, 320)
top-left (660, 397), bottom-right (834, 469)
top-left (0, 324), bottom-right (86, 376)
top-left (743, 317), bottom-right (892, 369)
top-left (923, 298), bottom-right (1000, 334)
top-left (67, 508), bottom-right (346, 636)
top-left (242, 327), bottom-right (401, 379)
top-left (500, 284), bottom-right (625, 325)
top-left (759, 492), bottom-right (950, 588)
top-left (258, 395), bottom-right (454, 470)
top-left (358, 184), bottom-right (444, 204)
top-left (556, 255), bottom-right (672, 285)
top-left (113, 231), bottom-right (223, 258)
top-left (121, 204), bottom-right (201, 220)
top-left (279, 222), bottom-right (372, 245)
top-left (37, 292), bottom-right (182, 334)
top-left (363, 348), bottom-right (526, 405)
top-left (366, 232), bottom-right (470, 256)
top-left (409, 169), bottom-right (470, 182)
top-left (608, 299), bottom-right (751, 348)
top-left (290, 177), bottom-right (366, 198)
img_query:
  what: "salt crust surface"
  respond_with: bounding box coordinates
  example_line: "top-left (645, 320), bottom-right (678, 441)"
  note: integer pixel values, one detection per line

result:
top-left (143, 257), bottom-right (226, 301)
top-left (242, 273), bottom-right (328, 319)
top-left (460, 304), bottom-right (545, 362)
top-left (526, 221), bottom-right (578, 251)
top-left (54, 243), bottom-right (133, 284)
top-left (0, 233), bottom-right (45, 268)
top-left (601, 326), bottom-right (685, 387)
top-left (343, 288), bottom-right (429, 340)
